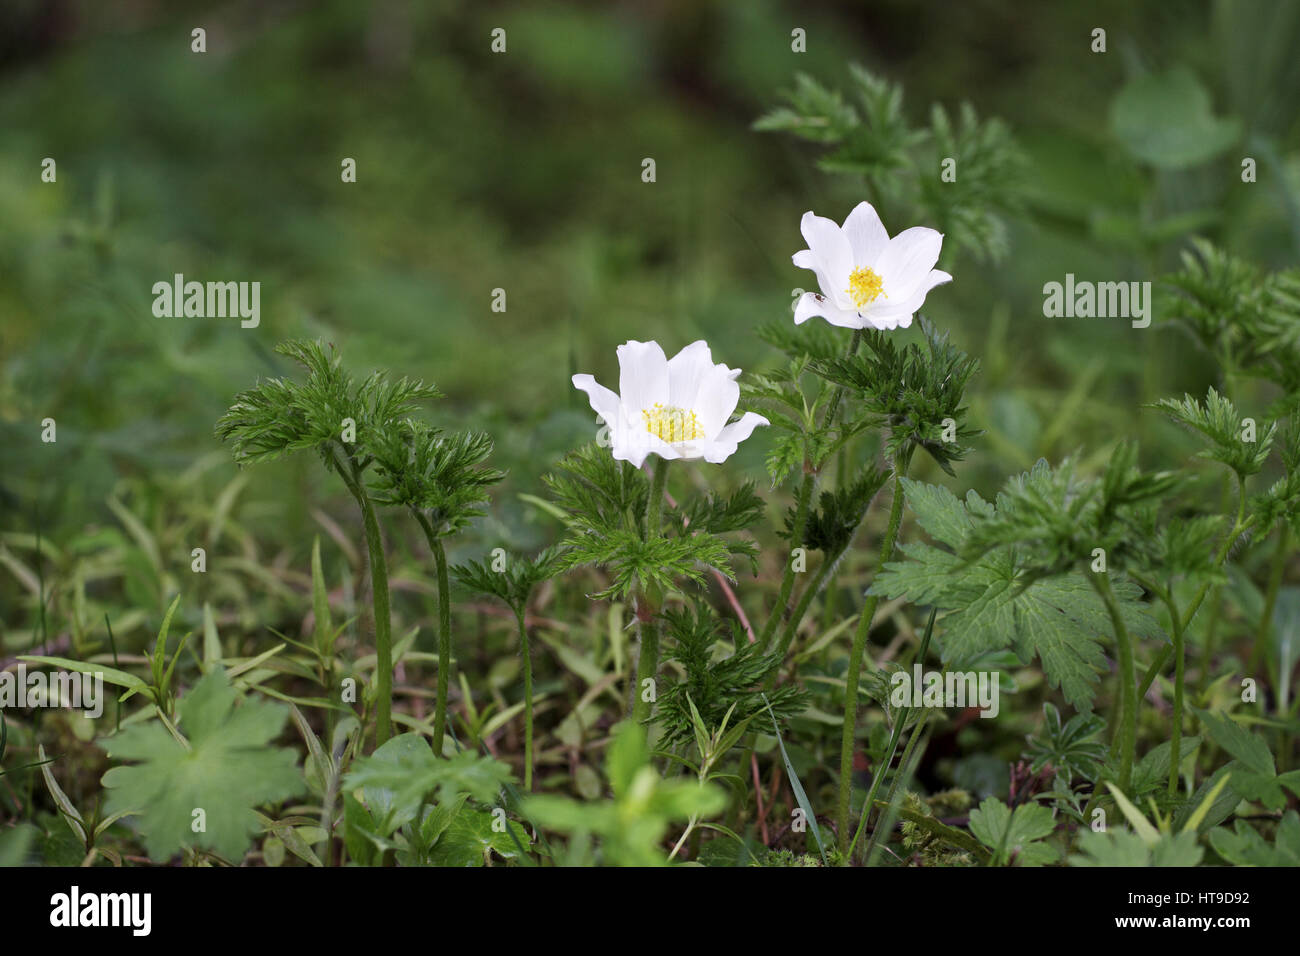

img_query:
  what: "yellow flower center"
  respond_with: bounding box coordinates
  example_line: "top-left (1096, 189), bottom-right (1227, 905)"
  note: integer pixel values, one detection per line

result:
top-left (846, 266), bottom-right (886, 309)
top-left (643, 403), bottom-right (704, 443)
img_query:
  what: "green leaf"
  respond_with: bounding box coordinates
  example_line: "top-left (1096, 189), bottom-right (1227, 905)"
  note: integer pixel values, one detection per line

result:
top-left (1110, 69), bottom-right (1240, 170)
top-left (1209, 810), bottom-right (1300, 866)
top-left (968, 797), bottom-right (1059, 866)
top-left (344, 733), bottom-right (513, 830)
top-left (1194, 708), bottom-right (1275, 776)
top-left (428, 806), bottom-right (531, 867)
top-left (100, 669), bottom-right (302, 862)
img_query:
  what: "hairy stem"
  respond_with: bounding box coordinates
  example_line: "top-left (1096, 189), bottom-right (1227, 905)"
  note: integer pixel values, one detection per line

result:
top-left (1090, 571), bottom-right (1137, 793)
top-left (632, 459), bottom-right (670, 726)
top-left (849, 607), bottom-right (936, 863)
top-left (759, 330), bottom-right (863, 653)
top-left (837, 466), bottom-right (906, 862)
top-left (354, 485), bottom-right (393, 747)
top-left (773, 546), bottom-right (841, 663)
top-left (431, 536), bottom-right (451, 755)
top-left (415, 514), bottom-right (453, 755)
top-left (515, 607), bottom-right (534, 791)
top-left (1158, 588), bottom-right (1186, 797)
top-left (758, 472), bottom-right (814, 652)
top-left (1249, 524), bottom-right (1288, 675)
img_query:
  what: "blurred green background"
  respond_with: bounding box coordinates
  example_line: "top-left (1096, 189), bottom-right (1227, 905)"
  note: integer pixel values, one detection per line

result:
top-left (2, 0), bottom-right (1299, 641)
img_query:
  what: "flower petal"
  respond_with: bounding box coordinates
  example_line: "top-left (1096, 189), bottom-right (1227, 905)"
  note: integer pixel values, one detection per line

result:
top-left (794, 291), bottom-right (867, 329)
top-left (701, 412), bottom-right (769, 463)
top-left (842, 201), bottom-right (890, 265)
top-left (666, 340), bottom-right (714, 411)
top-left (692, 363), bottom-right (741, 438)
top-left (875, 227), bottom-right (943, 300)
top-left (571, 373), bottom-right (622, 428)
top-left (797, 211), bottom-right (854, 308)
top-left (863, 269), bottom-right (953, 328)
top-left (616, 340), bottom-right (669, 417)
top-left (611, 430), bottom-right (689, 468)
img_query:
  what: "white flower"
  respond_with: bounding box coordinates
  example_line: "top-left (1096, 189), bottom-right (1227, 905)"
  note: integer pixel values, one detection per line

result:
top-left (792, 201), bottom-right (952, 331)
top-left (572, 340), bottom-right (769, 468)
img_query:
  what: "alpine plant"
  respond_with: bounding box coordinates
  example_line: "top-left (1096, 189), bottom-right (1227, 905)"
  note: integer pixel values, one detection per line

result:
top-left (792, 201), bottom-right (951, 330)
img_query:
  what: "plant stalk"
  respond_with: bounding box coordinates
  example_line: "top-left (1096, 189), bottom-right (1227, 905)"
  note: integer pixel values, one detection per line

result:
top-left (848, 607), bottom-right (936, 862)
top-left (355, 486), bottom-right (393, 747)
top-left (414, 513), bottom-right (453, 754)
top-left (837, 466), bottom-right (906, 862)
top-left (1090, 571), bottom-right (1137, 793)
top-left (632, 458), bottom-right (670, 726)
top-left (515, 607), bottom-right (534, 791)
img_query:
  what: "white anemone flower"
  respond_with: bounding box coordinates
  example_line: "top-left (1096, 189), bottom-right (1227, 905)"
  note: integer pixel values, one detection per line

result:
top-left (792, 201), bottom-right (952, 331)
top-left (572, 340), bottom-right (769, 469)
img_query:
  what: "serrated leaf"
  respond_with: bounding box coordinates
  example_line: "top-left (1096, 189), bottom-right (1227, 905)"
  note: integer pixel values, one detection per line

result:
top-left (100, 669), bottom-right (302, 862)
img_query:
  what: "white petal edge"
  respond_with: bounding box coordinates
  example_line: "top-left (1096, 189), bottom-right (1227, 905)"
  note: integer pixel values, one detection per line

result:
top-left (794, 291), bottom-right (867, 329)
top-left (701, 412), bottom-right (770, 463)
top-left (842, 202), bottom-right (890, 265)
top-left (875, 227), bottom-right (944, 300)
top-left (616, 340), bottom-right (669, 417)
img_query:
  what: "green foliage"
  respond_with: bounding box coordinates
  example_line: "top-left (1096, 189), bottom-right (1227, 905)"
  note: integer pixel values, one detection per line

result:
top-left (1071, 828), bottom-right (1204, 867)
top-left (1209, 811), bottom-right (1300, 866)
top-left (967, 796), bottom-right (1059, 866)
top-left (872, 474), bottom-right (1164, 710)
top-left (369, 420), bottom-right (504, 536)
top-left (742, 356), bottom-right (857, 485)
top-left (674, 481), bottom-right (766, 571)
top-left (214, 339), bottom-right (440, 477)
top-left (544, 442), bottom-right (649, 536)
top-left (813, 319), bottom-right (980, 474)
top-left (1109, 69), bottom-right (1241, 171)
top-left (754, 67), bottom-right (922, 177)
top-left (452, 546), bottom-right (566, 615)
top-left (961, 448), bottom-right (1181, 579)
top-left (918, 103), bottom-right (1023, 261)
top-left (1194, 708), bottom-right (1300, 810)
top-left (341, 733), bottom-right (521, 867)
top-left (656, 605), bottom-right (805, 748)
top-left (545, 444), bottom-right (751, 599)
top-left (100, 669), bottom-right (303, 862)
top-left (1159, 239), bottom-right (1300, 387)
top-left (783, 468), bottom-right (890, 554)
top-left (1023, 703), bottom-right (1107, 785)
top-left (524, 721), bottom-right (726, 866)
top-left (756, 67), bottom-right (1022, 261)
top-left (1151, 388), bottom-right (1274, 478)
top-left (344, 733), bottom-right (513, 821)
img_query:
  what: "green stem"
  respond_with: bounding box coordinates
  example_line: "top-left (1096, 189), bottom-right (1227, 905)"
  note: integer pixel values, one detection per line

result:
top-left (354, 485), bottom-right (393, 747)
top-left (1138, 494), bottom-right (1251, 699)
top-left (632, 459), bottom-right (670, 726)
top-left (837, 466), bottom-right (906, 862)
top-left (515, 607), bottom-right (534, 791)
top-left (758, 329), bottom-right (862, 654)
top-left (758, 472), bottom-right (814, 653)
top-left (865, 714), bottom-right (931, 867)
top-left (1090, 571), bottom-right (1137, 793)
top-left (1160, 589), bottom-right (1186, 797)
top-left (848, 607), bottom-right (936, 863)
top-left (432, 537), bottom-right (451, 755)
top-left (1249, 524), bottom-right (1288, 675)
top-left (773, 547), bottom-right (841, 663)
top-left (414, 513), bottom-right (453, 754)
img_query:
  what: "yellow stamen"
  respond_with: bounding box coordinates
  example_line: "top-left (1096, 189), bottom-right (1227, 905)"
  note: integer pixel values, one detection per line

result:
top-left (846, 266), bottom-right (886, 309)
top-left (642, 403), bottom-right (704, 443)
